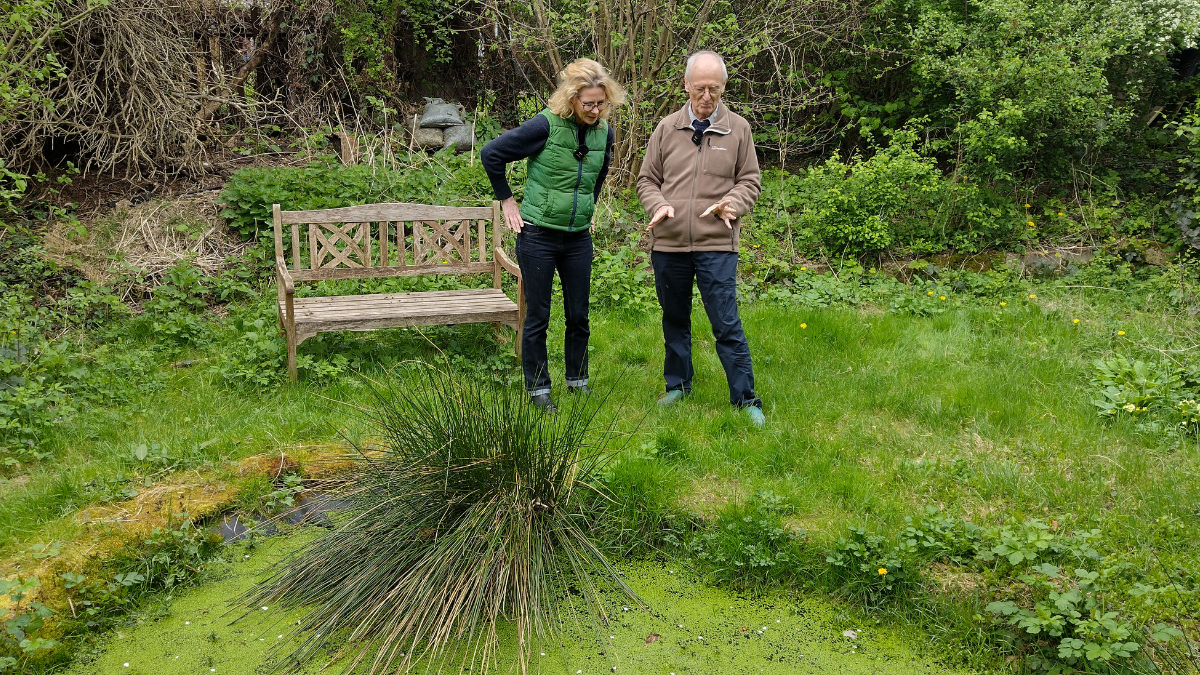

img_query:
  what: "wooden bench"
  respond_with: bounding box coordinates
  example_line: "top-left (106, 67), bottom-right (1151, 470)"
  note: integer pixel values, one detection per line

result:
top-left (272, 201), bottom-right (523, 381)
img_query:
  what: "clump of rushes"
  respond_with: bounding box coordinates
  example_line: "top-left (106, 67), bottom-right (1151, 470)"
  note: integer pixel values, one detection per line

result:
top-left (241, 366), bottom-right (640, 674)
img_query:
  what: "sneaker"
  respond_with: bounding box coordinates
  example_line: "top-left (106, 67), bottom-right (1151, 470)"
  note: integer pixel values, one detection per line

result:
top-left (531, 393), bottom-right (558, 412)
top-left (744, 405), bottom-right (765, 427)
top-left (657, 390), bottom-right (689, 406)
top-left (568, 384), bottom-right (592, 395)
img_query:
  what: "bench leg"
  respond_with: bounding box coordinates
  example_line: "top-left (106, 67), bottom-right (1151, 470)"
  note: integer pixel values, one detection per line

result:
top-left (286, 328), bottom-right (298, 382)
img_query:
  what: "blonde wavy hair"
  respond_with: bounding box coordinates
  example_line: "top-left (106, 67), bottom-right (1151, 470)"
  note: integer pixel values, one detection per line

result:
top-left (546, 58), bottom-right (626, 120)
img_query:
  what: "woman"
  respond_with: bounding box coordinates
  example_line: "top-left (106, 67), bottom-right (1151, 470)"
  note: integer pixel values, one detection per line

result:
top-left (481, 58), bottom-right (625, 411)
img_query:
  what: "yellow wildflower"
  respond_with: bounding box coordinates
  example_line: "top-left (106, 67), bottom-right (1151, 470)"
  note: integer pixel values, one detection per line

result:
top-left (800, 266), bottom-right (807, 271)
top-left (1073, 319), bottom-right (1080, 324)
top-left (800, 323), bottom-right (807, 329)
top-left (1025, 203), bottom-right (1031, 208)
top-left (1029, 294), bottom-right (1037, 299)
top-left (1000, 302), bottom-right (1007, 306)
top-left (939, 296), bottom-right (946, 300)
top-left (878, 568), bottom-right (887, 575)
top-left (1118, 330), bottom-right (1125, 336)
top-left (927, 291), bottom-right (934, 296)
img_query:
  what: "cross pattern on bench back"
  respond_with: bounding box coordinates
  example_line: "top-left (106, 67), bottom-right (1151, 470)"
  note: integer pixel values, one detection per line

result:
top-left (273, 202), bottom-right (503, 281)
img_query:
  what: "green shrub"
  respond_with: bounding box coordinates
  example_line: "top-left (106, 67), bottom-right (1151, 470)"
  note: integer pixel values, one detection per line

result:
top-left (0, 577), bottom-right (57, 672)
top-left (589, 236), bottom-right (656, 313)
top-left (800, 127), bottom-right (944, 255)
top-left (685, 490), bottom-right (809, 592)
top-left (217, 153), bottom-right (493, 239)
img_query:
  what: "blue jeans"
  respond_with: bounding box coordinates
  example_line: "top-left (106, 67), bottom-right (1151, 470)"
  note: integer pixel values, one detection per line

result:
top-left (652, 250), bottom-right (761, 408)
top-left (516, 224), bottom-right (593, 395)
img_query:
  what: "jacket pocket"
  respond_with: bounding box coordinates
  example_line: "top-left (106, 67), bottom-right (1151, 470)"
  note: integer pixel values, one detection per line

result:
top-left (703, 137), bottom-right (736, 178)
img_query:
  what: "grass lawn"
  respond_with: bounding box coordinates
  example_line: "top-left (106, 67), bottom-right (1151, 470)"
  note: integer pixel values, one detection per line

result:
top-left (2, 287), bottom-right (1198, 671)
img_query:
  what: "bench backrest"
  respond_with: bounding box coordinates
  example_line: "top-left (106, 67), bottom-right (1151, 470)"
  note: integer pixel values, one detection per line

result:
top-left (272, 201), bottom-right (504, 283)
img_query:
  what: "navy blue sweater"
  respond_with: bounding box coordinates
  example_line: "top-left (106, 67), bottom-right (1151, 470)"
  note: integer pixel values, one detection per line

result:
top-left (481, 115), bottom-right (615, 202)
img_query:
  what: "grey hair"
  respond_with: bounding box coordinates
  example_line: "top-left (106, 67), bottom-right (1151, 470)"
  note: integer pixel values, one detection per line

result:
top-left (684, 50), bottom-right (727, 81)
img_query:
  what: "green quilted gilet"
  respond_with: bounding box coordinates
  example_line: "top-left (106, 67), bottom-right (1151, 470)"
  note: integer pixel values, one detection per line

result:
top-left (519, 110), bottom-right (608, 232)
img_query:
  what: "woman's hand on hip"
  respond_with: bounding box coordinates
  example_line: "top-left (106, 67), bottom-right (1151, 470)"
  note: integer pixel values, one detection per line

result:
top-left (501, 198), bottom-right (523, 233)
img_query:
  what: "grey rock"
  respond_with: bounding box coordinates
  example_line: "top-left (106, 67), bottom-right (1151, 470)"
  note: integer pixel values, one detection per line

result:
top-left (442, 123), bottom-right (475, 152)
top-left (420, 97), bottom-right (464, 128)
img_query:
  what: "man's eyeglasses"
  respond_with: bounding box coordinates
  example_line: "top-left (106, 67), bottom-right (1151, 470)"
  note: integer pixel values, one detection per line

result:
top-left (692, 86), bottom-right (724, 97)
top-left (579, 101), bottom-right (608, 111)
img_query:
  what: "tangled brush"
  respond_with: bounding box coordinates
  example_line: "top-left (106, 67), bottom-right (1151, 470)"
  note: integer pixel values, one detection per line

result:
top-left (242, 367), bottom-right (641, 674)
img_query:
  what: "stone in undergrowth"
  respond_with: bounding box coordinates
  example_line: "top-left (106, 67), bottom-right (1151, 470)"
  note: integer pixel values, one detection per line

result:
top-left (442, 124), bottom-right (474, 152)
top-left (842, 629), bottom-right (858, 639)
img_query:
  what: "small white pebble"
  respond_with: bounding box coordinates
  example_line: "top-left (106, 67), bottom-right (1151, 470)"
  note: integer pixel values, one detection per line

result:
top-left (776, 620), bottom-right (780, 623)
top-left (610, 635), bottom-right (615, 639)
top-left (577, 671), bottom-right (582, 674)
top-left (277, 635), bottom-right (282, 639)
top-left (124, 664), bottom-right (129, 668)
top-left (762, 626), bottom-right (767, 631)
top-left (174, 656), bottom-right (179, 659)
top-left (259, 638), bottom-right (264, 641)
top-left (244, 555), bottom-right (249, 558)
top-left (262, 606), bottom-right (268, 610)
top-left (677, 624), bottom-right (683, 628)
top-left (185, 621), bottom-right (190, 625)
top-left (698, 636), bottom-right (703, 640)
top-left (540, 653), bottom-right (546, 656)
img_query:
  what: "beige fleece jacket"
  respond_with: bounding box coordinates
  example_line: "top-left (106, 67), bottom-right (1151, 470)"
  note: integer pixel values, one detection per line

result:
top-left (636, 102), bottom-right (762, 252)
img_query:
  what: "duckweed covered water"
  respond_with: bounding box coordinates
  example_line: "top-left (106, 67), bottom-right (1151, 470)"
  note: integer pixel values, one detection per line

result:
top-left (67, 530), bottom-right (970, 675)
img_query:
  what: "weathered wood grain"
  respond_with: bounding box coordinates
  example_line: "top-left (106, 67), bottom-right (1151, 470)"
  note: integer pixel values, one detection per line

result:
top-left (279, 203), bottom-right (492, 224)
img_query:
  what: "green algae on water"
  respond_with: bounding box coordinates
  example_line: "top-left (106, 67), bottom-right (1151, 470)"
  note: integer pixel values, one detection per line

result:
top-left (67, 531), bottom-right (972, 675)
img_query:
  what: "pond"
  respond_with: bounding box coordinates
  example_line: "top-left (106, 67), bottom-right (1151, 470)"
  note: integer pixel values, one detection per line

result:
top-left (66, 529), bottom-right (968, 675)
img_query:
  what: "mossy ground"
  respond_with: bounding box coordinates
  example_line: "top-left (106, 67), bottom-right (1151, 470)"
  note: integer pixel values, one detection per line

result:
top-left (65, 528), bottom-right (966, 675)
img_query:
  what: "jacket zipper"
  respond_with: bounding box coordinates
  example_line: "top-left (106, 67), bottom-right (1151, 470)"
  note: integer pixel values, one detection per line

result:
top-left (568, 157), bottom-right (583, 232)
top-left (689, 133), bottom-right (703, 249)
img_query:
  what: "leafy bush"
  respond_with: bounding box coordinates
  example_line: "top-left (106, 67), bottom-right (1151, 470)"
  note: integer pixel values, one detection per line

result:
top-left (985, 565), bottom-right (1141, 673)
top-left (589, 237), bottom-right (656, 313)
top-left (797, 127), bottom-right (944, 255)
top-left (0, 577), bottom-right (57, 672)
top-left (684, 491), bottom-right (809, 592)
top-left (218, 153), bottom-right (493, 238)
top-left (1090, 355), bottom-right (1200, 432)
top-left (825, 526), bottom-right (915, 605)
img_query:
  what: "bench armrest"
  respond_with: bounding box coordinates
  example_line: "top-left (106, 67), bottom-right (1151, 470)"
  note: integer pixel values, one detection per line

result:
top-left (494, 247), bottom-right (520, 279)
top-left (276, 259), bottom-right (295, 295)
top-left (276, 259), bottom-right (294, 327)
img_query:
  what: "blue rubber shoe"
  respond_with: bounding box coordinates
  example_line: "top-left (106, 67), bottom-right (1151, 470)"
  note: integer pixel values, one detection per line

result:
top-left (657, 390), bottom-right (689, 407)
top-left (744, 405), bottom-right (765, 427)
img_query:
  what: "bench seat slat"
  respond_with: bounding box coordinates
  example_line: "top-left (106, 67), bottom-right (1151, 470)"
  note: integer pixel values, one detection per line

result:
top-left (283, 289), bottom-right (518, 326)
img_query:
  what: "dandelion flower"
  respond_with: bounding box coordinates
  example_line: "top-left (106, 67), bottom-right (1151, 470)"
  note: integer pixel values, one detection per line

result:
top-left (1118, 330), bottom-right (1125, 336)
top-left (878, 568), bottom-right (887, 575)
top-left (1029, 294), bottom-right (1037, 299)
top-left (1000, 302), bottom-right (1007, 306)
top-left (1058, 212), bottom-right (1064, 216)
top-left (800, 323), bottom-right (807, 329)
top-left (1028, 221), bottom-right (1035, 227)
top-left (1025, 203), bottom-right (1031, 208)
top-left (1073, 319), bottom-right (1080, 324)
top-left (800, 266), bottom-right (807, 271)
top-left (939, 295), bottom-right (946, 300)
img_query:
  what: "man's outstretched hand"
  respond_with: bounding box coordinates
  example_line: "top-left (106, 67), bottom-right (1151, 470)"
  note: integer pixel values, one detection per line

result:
top-left (647, 204), bottom-right (675, 230)
top-left (501, 197), bottom-right (523, 233)
top-left (700, 199), bottom-right (737, 229)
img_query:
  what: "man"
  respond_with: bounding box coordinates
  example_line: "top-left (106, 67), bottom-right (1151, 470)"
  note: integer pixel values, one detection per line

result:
top-left (637, 50), bottom-right (765, 425)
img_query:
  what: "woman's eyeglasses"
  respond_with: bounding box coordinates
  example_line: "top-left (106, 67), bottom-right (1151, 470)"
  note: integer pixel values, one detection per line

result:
top-left (579, 101), bottom-right (608, 111)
